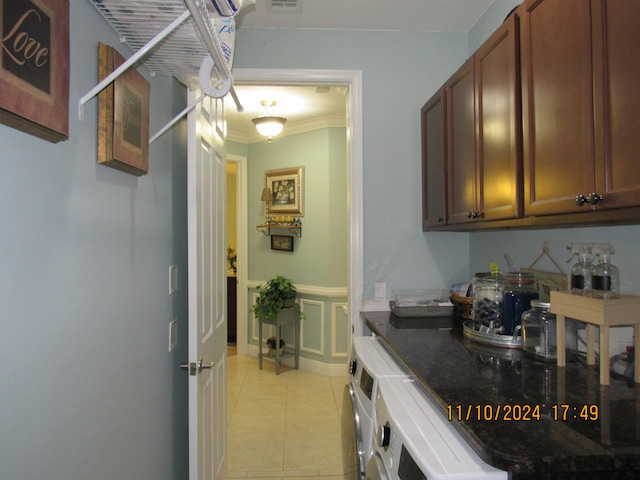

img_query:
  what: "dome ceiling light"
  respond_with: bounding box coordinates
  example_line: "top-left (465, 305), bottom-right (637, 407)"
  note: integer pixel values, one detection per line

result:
top-left (251, 100), bottom-right (287, 143)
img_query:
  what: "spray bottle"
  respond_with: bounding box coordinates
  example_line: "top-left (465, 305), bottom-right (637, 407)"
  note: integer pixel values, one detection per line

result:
top-left (591, 243), bottom-right (619, 298)
top-left (566, 243), bottom-right (594, 295)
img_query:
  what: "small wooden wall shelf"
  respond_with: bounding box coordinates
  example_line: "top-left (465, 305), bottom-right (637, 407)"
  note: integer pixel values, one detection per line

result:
top-left (256, 222), bottom-right (302, 237)
top-left (550, 291), bottom-right (640, 384)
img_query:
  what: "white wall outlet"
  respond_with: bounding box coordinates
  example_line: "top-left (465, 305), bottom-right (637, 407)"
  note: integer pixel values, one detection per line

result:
top-left (169, 265), bottom-right (178, 295)
top-left (169, 320), bottom-right (178, 352)
top-left (375, 282), bottom-right (387, 300)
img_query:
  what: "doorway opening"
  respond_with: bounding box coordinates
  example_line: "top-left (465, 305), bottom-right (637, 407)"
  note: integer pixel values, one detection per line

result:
top-left (227, 68), bottom-right (364, 356)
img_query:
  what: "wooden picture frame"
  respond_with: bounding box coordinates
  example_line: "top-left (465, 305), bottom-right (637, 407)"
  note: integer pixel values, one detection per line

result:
top-left (271, 235), bottom-right (294, 252)
top-left (265, 166), bottom-right (304, 216)
top-left (97, 43), bottom-right (150, 176)
top-left (0, 0), bottom-right (69, 143)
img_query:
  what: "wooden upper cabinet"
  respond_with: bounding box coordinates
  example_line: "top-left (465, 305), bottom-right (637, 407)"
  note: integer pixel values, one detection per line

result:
top-left (521, 0), bottom-right (595, 216)
top-left (592, 0), bottom-right (640, 209)
top-left (421, 89), bottom-right (447, 229)
top-left (445, 12), bottom-right (521, 225)
top-left (446, 60), bottom-right (477, 224)
top-left (521, 0), bottom-right (640, 216)
top-left (475, 12), bottom-right (522, 221)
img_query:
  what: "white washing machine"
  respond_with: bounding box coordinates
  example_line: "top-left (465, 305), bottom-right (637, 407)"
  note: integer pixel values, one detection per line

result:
top-left (366, 376), bottom-right (508, 480)
top-left (342, 336), bottom-right (408, 479)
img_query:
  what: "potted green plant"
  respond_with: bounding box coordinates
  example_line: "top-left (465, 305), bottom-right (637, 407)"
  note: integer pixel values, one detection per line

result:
top-left (249, 275), bottom-right (305, 320)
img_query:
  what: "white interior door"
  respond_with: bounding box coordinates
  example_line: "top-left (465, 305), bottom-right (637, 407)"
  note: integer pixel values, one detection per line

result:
top-left (187, 89), bottom-right (228, 480)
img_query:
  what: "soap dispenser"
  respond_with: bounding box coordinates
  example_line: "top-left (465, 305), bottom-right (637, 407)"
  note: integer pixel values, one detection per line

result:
top-left (566, 243), bottom-right (594, 295)
top-left (591, 243), bottom-right (619, 299)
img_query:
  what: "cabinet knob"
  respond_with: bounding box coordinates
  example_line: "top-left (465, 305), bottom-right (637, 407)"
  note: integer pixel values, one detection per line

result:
top-left (437, 216), bottom-right (444, 223)
top-left (587, 192), bottom-right (603, 205)
top-left (467, 211), bottom-right (473, 218)
top-left (576, 193), bottom-right (604, 206)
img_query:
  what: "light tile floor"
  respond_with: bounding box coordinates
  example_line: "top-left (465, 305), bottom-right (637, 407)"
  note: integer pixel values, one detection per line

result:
top-left (227, 349), bottom-right (348, 480)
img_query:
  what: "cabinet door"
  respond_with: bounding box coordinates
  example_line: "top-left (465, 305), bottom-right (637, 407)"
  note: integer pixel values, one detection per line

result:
top-left (421, 89), bottom-right (447, 229)
top-left (592, 0), bottom-right (640, 209)
top-left (475, 12), bottom-right (522, 221)
top-left (521, 0), bottom-right (595, 216)
top-left (446, 60), bottom-right (477, 224)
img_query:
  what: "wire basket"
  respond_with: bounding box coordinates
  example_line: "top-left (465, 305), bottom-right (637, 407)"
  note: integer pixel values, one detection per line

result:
top-left (389, 300), bottom-right (453, 318)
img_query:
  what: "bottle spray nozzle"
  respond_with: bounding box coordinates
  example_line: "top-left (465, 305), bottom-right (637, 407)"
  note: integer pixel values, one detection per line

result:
top-left (566, 242), bottom-right (594, 263)
top-left (591, 242), bottom-right (615, 257)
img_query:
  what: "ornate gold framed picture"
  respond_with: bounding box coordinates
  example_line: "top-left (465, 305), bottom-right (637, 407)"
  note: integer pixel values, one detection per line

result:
top-left (265, 166), bottom-right (304, 216)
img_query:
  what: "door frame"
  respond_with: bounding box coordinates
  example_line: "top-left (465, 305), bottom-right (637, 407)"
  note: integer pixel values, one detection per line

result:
top-left (226, 154), bottom-right (248, 355)
top-left (232, 68), bottom-right (364, 337)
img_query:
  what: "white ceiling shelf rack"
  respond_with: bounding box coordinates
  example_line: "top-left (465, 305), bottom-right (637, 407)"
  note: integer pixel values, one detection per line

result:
top-left (81, 0), bottom-right (243, 143)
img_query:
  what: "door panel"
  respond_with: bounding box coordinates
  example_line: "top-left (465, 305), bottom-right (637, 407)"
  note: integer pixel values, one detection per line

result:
top-left (521, 0), bottom-right (594, 215)
top-left (593, 0), bottom-right (640, 208)
top-left (446, 60), bottom-right (477, 224)
top-left (421, 90), bottom-right (447, 228)
top-left (476, 13), bottom-right (521, 221)
top-left (188, 91), bottom-right (227, 480)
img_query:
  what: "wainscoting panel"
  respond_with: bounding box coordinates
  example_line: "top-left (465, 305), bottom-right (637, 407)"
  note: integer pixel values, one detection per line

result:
top-left (248, 283), bottom-right (348, 370)
top-left (332, 302), bottom-right (349, 358)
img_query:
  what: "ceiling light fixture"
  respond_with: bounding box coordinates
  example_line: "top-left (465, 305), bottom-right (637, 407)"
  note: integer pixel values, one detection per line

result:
top-left (251, 100), bottom-right (287, 143)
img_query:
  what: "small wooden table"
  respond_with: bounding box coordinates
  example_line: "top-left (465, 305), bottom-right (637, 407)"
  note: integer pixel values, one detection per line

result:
top-left (550, 291), bottom-right (640, 385)
top-left (258, 307), bottom-right (300, 375)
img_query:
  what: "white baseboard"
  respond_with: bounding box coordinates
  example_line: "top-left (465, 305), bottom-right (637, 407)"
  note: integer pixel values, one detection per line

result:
top-left (246, 345), bottom-right (347, 377)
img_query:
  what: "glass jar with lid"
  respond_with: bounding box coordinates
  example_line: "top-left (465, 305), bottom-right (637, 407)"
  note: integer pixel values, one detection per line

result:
top-left (472, 274), bottom-right (505, 330)
top-left (522, 300), bottom-right (578, 362)
top-left (503, 272), bottom-right (538, 336)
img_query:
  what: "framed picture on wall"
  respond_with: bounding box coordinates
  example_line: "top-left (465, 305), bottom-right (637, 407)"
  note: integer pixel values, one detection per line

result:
top-left (97, 43), bottom-right (150, 176)
top-left (271, 235), bottom-right (294, 252)
top-left (0, 0), bottom-right (70, 143)
top-left (265, 166), bottom-right (304, 216)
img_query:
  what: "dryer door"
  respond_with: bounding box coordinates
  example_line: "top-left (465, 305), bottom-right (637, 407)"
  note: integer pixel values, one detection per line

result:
top-left (365, 452), bottom-right (388, 480)
top-left (341, 384), bottom-right (363, 479)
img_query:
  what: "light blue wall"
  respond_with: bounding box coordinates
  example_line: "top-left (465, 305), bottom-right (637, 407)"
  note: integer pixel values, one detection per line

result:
top-left (234, 28), bottom-right (472, 298)
top-left (0, 2), bottom-right (189, 479)
top-left (469, 0), bottom-right (522, 51)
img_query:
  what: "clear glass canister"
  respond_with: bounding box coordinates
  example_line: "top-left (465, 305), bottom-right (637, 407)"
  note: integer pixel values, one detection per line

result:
top-left (521, 301), bottom-right (578, 362)
top-left (472, 274), bottom-right (505, 330)
top-left (503, 272), bottom-right (538, 336)
top-left (521, 301), bottom-right (555, 361)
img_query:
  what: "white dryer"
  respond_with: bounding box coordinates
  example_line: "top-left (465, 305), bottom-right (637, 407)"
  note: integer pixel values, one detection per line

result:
top-left (342, 336), bottom-right (407, 479)
top-left (366, 376), bottom-right (508, 480)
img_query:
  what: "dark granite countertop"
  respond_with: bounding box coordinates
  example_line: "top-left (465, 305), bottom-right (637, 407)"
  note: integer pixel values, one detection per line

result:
top-left (361, 311), bottom-right (640, 479)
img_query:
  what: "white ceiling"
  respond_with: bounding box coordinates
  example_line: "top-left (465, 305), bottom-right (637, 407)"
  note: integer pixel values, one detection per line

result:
top-left (225, 0), bottom-right (495, 142)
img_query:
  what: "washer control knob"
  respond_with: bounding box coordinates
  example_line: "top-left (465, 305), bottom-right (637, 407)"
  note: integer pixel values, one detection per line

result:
top-left (348, 360), bottom-right (357, 376)
top-left (377, 421), bottom-right (391, 450)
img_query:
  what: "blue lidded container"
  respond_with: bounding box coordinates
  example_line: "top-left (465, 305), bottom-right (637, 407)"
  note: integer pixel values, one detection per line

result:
top-left (503, 272), bottom-right (538, 336)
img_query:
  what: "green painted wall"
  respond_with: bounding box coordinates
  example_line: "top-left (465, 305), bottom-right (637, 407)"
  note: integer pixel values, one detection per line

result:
top-left (248, 128), bottom-right (348, 287)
